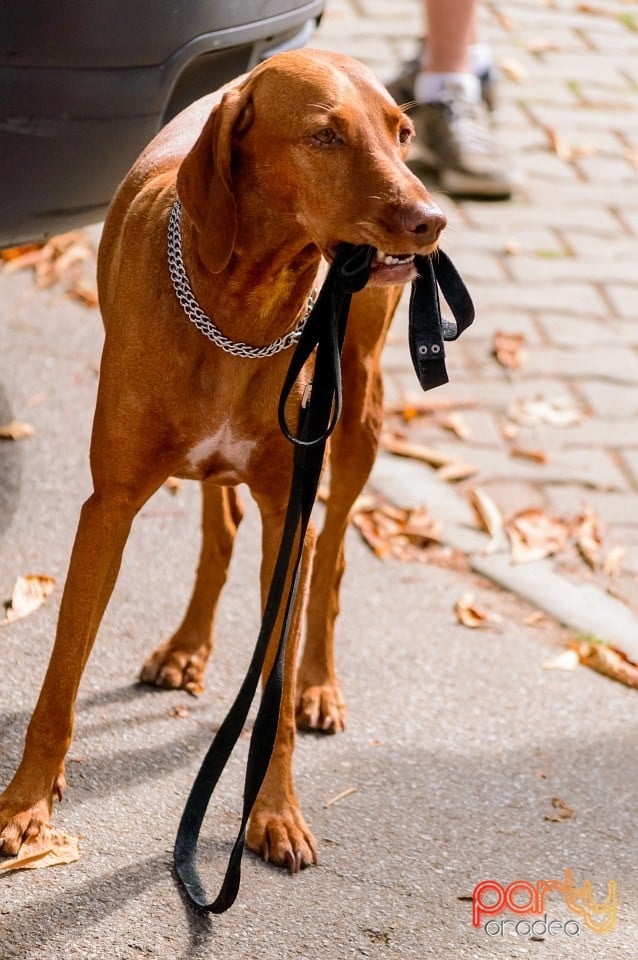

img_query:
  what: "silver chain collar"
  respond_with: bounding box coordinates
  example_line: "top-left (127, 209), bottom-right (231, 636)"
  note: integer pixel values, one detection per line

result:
top-left (167, 199), bottom-right (313, 359)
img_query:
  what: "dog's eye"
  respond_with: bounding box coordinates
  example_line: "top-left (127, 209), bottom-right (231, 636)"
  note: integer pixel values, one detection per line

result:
top-left (398, 127), bottom-right (413, 145)
top-left (312, 128), bottom-right (340, 145)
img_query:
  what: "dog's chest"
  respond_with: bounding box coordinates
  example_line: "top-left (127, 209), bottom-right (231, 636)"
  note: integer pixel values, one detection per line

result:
top-left (182, 420), bottom-right (255, 484)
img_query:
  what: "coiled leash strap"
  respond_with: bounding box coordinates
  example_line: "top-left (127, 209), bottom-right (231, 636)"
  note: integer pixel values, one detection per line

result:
top-left (174, 245), bottom-right (473, 912)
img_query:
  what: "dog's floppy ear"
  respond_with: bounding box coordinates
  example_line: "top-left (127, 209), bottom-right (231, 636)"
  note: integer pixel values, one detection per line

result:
top-left (177, 85), bottom-right (254, 274)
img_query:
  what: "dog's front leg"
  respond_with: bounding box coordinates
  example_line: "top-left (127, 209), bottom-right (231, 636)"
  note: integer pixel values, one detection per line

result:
top-left (141, 482), bottom-right (244, 695)
top-left (245, 497), bottom-right (318, 873)
top-left (297, 286), bottom-right (397, 734)
top-left (0, 489), bottom-right (139, 854)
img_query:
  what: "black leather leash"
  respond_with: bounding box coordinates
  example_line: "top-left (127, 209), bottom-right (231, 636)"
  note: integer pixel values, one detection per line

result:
top-left (174, 244), bottom-right (473, 913)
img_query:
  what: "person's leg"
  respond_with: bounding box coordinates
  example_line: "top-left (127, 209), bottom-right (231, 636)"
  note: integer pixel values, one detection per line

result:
top-left (387, 1), bottom-right (513, 198)
top-left (423, 0), bottom-right (474, 72)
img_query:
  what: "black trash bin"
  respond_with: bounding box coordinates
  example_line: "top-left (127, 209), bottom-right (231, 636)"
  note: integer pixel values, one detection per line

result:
top-left (0, 0), bottom-right (324, 246)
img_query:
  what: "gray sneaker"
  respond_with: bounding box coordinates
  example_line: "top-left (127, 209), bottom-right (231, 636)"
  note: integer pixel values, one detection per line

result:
top-left (409, 83), bottom-right (514, 199)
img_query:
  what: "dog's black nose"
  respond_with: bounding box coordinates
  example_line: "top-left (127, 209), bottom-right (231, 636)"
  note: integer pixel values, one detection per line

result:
top-left (401, 202), bottom-right (447, 242)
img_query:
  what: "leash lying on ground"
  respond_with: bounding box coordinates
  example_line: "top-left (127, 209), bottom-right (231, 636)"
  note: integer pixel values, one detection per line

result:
top-left (174, 244), bottom-right (474, 912)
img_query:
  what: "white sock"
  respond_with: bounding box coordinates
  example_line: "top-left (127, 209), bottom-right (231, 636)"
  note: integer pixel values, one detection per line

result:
top-left (469, 42), bottom-right (493, 77)
top-left (414, 71), bottom-right (481, 104)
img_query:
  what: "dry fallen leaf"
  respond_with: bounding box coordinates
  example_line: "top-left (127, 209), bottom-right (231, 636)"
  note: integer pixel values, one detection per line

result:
top-left (440, 412), bottom-right (470, 440)
top-left (67, 280), bottom-right (99, 308)
top-left (523, 610), bottom-right (546, 626)
top-left (509, 447), bottom-right (549, 464)
top-left (505, 508), bottom-right (570, 564)
top-left (351, 494), bottom-right (441, 561)
top-left (0, 826), bottom-right (80, 872)
top-left (0, 419), bottom-right (35, 441)
top-left (508, 395), bottom-right (583, 427)
top-left (468, 486), bottom-right (504, 554)
top-left (545, 796), bottom-right (574, 822)
top-left (385, 397), bottom-right (476, 423)
top-left (570, 141), bottom-right (601, 159)
top-left (437, 459), bottom-right (479, 483)
top-left (602, 545), bottom-right (625, 576)
top-left (495, 10), bottom-right (517, 31)
top-left (573, 505), bottom-right (603, 570)
top-left (492, 331), bottom-right (527, 369)
top-left (381, 431), bottom-right (478, 482)
top-left (525, 37), bottom-right (560, 53)
top-left (2, 230), bottom-right (97, 303)
top-left (572, 639), bottom-right (638, 689)
top-left (500, 58), bottom-right (528, 83)
top-left (2, 574), bottom-right (56, 625)
top-left (164, 476), bottom-right (182, 496)
top-left (542, 649), bottom-right (579, 671)
top-left (381, 431), bottom-right (451, 468)
top-left (0, 242), bottom-right (44, 263)
top-left (168, 704), bottom-right (190, 719)
top-left (324, 786), bottom-right (358, 808)
top-left (455, 592), bottom-right (503, 629)
top-left (545, 126), bottom-right (573, 161)
top-left (576, 2), bottom-right (615, 15)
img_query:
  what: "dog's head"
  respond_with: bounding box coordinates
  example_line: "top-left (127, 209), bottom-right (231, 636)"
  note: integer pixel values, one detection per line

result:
top-left (177, 49), bottom-right (446, 284)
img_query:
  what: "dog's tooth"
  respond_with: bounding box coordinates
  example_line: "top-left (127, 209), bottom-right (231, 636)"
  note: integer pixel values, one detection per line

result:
top-left (375, 249), bottom-right (386, 261)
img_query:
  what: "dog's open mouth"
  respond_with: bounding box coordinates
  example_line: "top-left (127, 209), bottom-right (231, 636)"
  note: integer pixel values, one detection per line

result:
top-left (369, 248), bottom-right (417, 285)
top-left (324, 244), bottom-right (419, 285)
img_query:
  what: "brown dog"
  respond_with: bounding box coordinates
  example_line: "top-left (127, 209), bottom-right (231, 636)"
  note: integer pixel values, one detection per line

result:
top-left (0, 49), bottom-right (445, 871)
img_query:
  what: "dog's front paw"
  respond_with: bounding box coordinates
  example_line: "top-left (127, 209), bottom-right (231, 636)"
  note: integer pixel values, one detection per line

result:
top-left (139, 639), bottom-right (209, 696)
top-left (0, 771), bottom-right (64, 856)
top-left (296, 682), bottom-right (346, 733)
top-left (246, 803), bottom-right (318, 873)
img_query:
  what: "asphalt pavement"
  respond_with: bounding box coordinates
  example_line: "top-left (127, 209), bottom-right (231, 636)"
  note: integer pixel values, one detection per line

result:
top-left (1, 1), bottom-right (638, 958)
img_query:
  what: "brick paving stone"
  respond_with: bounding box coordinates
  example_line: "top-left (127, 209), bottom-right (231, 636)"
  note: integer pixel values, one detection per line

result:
top-left (577, 154), bottom-right (638, 184)
top-left (460, 200), bottom-right (621, 235)
top-left (513, 417), bottom-right (638, 450)
top-left (528, 52), bottom-right (631, 85)
top-left (505, 253), bottom-right (638, 285)
top-left (471, 280), bottom-right (608, 314)
top-left (577, 380), bottom-right (638, 418)
top-left (621, 449), bottom-right (638, 489)
top-left (518, 346), bottom-right (638, 382)
top-left (615, 320), bottom-right (638, 347)
top-left (536, 313), bottom-right (624, 347)
top-left (418, 442), bottom-right (629, 489)
top-left (544, 486), bottom-right (638, 528)
top-left (560, 235), bottom-right (638, 261)
top-left (515, 151), bottom-right (580, 183)
top-left (477, 478), bottom-right (546, 515)
top-left (393, 408), bottom-right (504, 450)
top-left (445, 228), bottom-right (563, 257)
top-left (523, 179), bottom-right (638, 210)
top-left (604, 283), bottom-right (638, 320)
top-left (460, 310), bottom-right (543, 344)
top-left (625, 210), bottom-right (638, 235)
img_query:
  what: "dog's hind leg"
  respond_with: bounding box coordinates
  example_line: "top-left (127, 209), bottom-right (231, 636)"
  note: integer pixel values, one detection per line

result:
top-left (140, 482), bottom-right (244, 695)
top-left (296, 286), bottom-right (400, 734)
